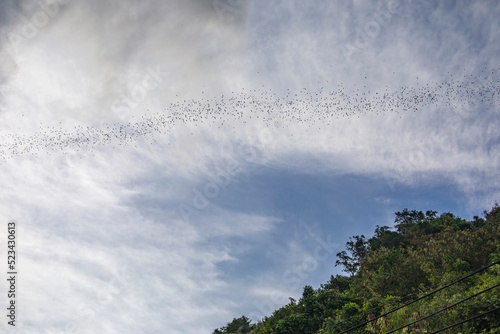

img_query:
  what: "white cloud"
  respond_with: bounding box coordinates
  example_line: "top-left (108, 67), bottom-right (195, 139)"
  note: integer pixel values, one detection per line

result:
top-left (0, 0), bottom-right (499, 333)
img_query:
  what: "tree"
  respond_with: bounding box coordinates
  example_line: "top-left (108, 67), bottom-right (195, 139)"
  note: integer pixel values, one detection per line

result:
top-left (213, 316), bottom-right (254, 334)
top-left (214, 205), bottom-right (500, 334)
top-left (367, 225), bottom-right (403, 251)
top-left (320, 274), bottom-right (351, 293)
top-left (335, 235), bottom-right (368, 276)
top-left (394, 208), bottom-right (437, 233)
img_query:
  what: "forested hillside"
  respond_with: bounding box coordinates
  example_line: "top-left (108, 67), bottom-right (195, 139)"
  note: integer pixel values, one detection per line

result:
top-left (214, 205), bottom-right (500, 333)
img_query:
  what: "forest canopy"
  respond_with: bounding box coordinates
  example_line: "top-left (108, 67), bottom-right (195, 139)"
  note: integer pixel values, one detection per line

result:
top-left (214, 204), bottom-right (500, 333)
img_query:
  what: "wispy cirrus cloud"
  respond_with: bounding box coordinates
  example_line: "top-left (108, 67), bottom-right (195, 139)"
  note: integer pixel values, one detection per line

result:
top-left (0, 1), bottom-right (499, 333)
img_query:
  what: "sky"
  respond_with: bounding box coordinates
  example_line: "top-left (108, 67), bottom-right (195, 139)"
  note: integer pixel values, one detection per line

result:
top-left (0, 0), bottom-right (499, 333)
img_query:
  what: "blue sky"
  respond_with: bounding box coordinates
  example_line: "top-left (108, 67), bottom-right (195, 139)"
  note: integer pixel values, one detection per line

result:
top-left (0, 0), bottom-right (499, 333)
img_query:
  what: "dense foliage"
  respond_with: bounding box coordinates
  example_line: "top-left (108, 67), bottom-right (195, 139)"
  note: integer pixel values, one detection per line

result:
top-left (213, 204), bottom-right (500, 333)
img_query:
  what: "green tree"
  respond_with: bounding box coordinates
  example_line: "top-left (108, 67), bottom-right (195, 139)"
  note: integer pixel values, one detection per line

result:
top-left (335, 235), bottom-right (368, 276)
top-left (215, 204), bottom-right (500, 334)
top-left (213, 316), bottom-right (254, 334)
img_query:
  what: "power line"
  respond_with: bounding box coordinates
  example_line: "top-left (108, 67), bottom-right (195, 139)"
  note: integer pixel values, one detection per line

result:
top-left (384, 282), bottom-right (500, 334)
top-left (337, 260), bottom-right (499, 333)
top-left (427, 306), bottom-right (500, 334)
top-left (329, 272), bottom-right (452, 331)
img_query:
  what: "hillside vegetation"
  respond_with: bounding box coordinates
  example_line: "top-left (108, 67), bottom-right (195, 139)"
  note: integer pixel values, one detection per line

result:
top-left (214, 205), bottom-right (500, 333)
